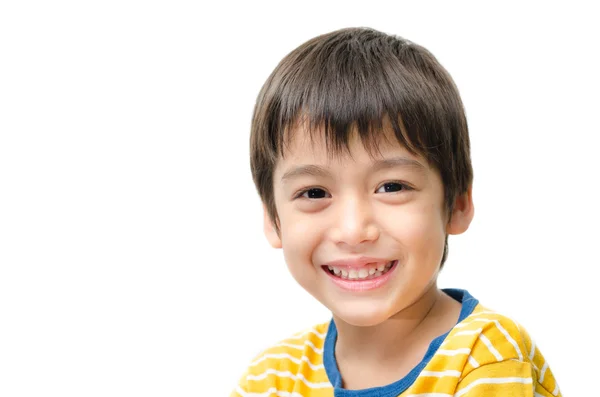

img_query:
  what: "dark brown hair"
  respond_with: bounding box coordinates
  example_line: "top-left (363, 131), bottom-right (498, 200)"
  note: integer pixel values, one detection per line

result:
top-left (250, 27), bottom-right (473, 266)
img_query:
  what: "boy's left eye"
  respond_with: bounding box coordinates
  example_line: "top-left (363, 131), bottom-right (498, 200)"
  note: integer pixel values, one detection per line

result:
top-left (376, 182), bottom-right (409, 193)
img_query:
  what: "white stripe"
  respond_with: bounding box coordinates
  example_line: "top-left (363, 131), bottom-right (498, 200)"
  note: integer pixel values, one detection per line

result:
top-left (437, 348), bottom-right (471, 356)
top-left (454, 318), bottom-right (497, 328)
top-left (453, 328), bottom-right (482, 337)
top-left (469, 311), bottom-right (524, 337)
top-left (251, 353), bottom-right (324, 371)
top-left (235, 386), bottom-right (303, 397)
top-left (468, 355), bottom-right (480, 369)
top-left (439, 329), bottom-right (481, 349)
top-left (454, 377), bottom-right (532, 397)
top-left (469, 311), bottom-right (519, 325)
top-left (291, 328), bottom-right (326, 340)
top-left (529, 339), bottom-right (536, 360)
top-left (420, 370), bottom-right (461, 378)
top-left (459, 314), bottom-right (524, 361)
top-left (247, 369), bottom-right (331, 389)
top-left (552, 382), bottom-right (559, 396)
top-left (539, 362), bottom-right (548, 383)
top-left (273, 340), bottom-right (323, 354)
top-left (534, 393), bottom-right (545, 397)
top-left (492, 320), bottom-right (523, 361)
top-left (478, 334), bottom-right (503, 360)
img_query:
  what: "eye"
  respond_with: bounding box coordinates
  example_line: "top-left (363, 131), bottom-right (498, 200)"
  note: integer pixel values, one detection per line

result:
top-left (297, 188), bottom-right (330, 199)
top-left (376, 182), bottom-right (411, 193)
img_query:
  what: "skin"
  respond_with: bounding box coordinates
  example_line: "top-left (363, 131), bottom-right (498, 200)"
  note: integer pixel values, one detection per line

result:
top-left (262, 123), bottom-right (474, 389)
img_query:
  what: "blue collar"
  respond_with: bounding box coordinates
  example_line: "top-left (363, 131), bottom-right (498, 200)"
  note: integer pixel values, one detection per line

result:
top-left (323, 288), bottom-right (479, 397)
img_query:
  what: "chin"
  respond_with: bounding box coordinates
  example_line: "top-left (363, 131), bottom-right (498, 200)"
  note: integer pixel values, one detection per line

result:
top-left (332, 303), bottom-right (393, 327)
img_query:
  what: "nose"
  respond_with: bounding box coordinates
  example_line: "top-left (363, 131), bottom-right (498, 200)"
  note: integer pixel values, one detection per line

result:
top-left (328, 195), bottom-right (380, 247)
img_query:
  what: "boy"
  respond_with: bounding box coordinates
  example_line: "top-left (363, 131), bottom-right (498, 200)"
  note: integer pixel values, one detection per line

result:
top-left (233, 27), bottom-right (560, 396)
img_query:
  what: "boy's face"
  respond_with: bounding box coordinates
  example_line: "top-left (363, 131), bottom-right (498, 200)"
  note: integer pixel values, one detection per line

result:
top-left (265, 123), bottom-right (473, 327)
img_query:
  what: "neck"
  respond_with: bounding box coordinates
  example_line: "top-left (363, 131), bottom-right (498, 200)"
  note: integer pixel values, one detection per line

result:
top-left (333, 284), bottom-right (449, 364)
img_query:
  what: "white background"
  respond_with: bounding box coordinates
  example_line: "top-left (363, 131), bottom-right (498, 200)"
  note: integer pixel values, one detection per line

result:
top-left (1, 1), bottom-right (598, 396)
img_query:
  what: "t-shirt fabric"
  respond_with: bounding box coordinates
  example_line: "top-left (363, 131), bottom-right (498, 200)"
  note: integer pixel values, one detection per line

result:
top-left (232, 289), bottom-right (561, 397)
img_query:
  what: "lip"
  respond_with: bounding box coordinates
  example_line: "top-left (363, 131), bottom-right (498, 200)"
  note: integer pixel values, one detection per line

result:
top-left (322, 260), bottom-right (398, 292)
top-left (321, 256), bottom-right (392, 269)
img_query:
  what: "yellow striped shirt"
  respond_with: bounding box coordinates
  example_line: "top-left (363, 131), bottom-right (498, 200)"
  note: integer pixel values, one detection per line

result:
top-left (232, 289), bottom-right (561, 397)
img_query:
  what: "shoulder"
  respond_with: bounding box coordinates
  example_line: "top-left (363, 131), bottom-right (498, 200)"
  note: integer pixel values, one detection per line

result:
top-left (438, 304), bottom-right (561, 395)
top-left (251, 321), bottom-right (329, 370)
top-left (446, 303), bottom-right (531, 368)
top-left (232, 322), bottom-right (332, 396)
top-left (425, 303), bottom-right (530, 378)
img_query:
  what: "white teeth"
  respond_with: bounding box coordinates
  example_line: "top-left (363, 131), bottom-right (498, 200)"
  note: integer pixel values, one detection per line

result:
top-left (327, 260), bottom-right (395, 280)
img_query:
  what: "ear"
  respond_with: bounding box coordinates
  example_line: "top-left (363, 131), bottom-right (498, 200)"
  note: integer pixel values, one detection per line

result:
top-left (446, 185), bottom-right (475, 235)
top-left (263, 204), bottom-right (282, 249)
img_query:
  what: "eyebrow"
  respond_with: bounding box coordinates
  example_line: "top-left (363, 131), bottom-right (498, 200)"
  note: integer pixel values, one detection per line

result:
top-left (280, 156), bottom-right (427, 183)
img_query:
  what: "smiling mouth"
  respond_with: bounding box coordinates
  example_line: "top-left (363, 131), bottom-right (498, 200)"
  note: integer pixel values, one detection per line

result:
top-left (323, 260), bottom-right (397, 281)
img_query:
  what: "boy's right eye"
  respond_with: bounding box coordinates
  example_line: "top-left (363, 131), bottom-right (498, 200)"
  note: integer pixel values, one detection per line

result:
top-left (298, 188), bottom-right (330, 199)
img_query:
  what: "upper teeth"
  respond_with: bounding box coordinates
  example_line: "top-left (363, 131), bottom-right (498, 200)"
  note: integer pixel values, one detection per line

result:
top-left (327, 261), bottom-right (393, 280)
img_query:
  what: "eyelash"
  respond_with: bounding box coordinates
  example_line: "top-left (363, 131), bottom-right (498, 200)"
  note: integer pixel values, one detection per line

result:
top-left (294, 181), bottom-right (413, 200)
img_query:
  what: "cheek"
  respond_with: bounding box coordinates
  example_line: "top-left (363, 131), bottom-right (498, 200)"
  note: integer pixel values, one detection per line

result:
top-left (381, 203), bottom-right (446, 256)
top-left (279, 208), bottom-right (325, 265)
top-left (279, 215), bottom-right (325, 294)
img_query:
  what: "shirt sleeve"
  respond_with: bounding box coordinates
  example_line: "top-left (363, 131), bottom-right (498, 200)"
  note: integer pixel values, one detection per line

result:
top-left (454, 359), bottom-right (536, 397)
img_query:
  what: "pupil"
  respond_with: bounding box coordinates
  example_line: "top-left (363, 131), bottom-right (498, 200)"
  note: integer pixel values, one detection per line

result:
top-left (308, 189), bottom-right (325, 199)
top-left (385, 183), bottom-right (402, 192)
